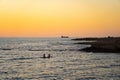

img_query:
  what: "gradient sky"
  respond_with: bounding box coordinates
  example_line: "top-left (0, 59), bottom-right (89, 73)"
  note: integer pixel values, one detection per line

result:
top-left (0, 0), bottom-right (120, 37)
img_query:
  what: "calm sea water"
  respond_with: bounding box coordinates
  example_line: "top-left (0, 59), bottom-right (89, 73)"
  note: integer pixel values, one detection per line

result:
top-left (0, 38), bottom-right (120, 80)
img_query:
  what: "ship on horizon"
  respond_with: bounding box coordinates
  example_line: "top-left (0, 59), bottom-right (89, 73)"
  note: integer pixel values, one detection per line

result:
top-left (61, 36), bottom-right (69, 38)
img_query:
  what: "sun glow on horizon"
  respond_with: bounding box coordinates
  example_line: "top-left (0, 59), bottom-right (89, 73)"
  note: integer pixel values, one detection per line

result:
top-left (0, 0), bottom-right (120, 37)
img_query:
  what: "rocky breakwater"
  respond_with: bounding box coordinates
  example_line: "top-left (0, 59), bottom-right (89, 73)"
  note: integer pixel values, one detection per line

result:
top-left (72, 37), bottom-right (120, 53)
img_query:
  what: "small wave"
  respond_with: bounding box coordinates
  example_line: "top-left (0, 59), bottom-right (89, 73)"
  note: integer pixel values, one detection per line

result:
top-left (110, 64), bottom-right (120, 67)
top-left (76, 77), bottom-right (96, 80)
top-left (28, 49), bottom-right (79, 51)
top-left (9, 56), bottom-right (52, 61)
top-left (4, 77), bottom-right (24, 80)
top-left (38, 75), bottom-right (58, 78)
top-left (9, 57), bottom-right (36, 61)
top-left (0, 71), bottom-right (8, 74)
top-left (0, 48), bottom-right (12, 51)
top-left (95, 65), bottom-right (110, 68)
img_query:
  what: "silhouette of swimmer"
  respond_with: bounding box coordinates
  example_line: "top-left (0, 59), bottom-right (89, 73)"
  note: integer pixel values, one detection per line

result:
top-left (47, 54), bottom-right (51, 58)
top-left (43, 54), bottom-right (46, 58)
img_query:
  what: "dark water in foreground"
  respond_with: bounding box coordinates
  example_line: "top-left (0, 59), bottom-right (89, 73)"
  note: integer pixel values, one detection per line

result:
top-left (0, 38), bottom-right (120, 80)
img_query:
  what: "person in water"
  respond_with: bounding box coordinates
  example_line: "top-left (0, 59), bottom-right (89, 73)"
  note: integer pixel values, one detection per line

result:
top-left (43, 54), bottom-right (46, 58)
top-left (47, 54), bottom-right (51, 58)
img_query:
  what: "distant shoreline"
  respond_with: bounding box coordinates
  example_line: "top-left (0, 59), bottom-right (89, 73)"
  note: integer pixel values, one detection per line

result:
top-left (72, 37), bottom-right (120, 53)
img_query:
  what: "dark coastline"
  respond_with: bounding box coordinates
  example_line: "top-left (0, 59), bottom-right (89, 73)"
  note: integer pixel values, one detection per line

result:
top-left (72, 37), bottom-right (120, 53)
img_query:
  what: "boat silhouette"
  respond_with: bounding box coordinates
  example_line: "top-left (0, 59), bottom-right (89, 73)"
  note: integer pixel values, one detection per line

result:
top-left (61, 36), bottom-right (69, 38)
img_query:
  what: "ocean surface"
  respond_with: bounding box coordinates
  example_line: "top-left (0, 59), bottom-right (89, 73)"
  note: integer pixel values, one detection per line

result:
top-left (0, 38), bottom-right (120, 80)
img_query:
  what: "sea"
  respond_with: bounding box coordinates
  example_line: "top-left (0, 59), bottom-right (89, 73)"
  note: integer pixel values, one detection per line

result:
top-left (0, 38), bottom-right (120, 80)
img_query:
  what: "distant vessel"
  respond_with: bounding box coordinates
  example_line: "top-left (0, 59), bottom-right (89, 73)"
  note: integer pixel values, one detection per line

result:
top-left (61, 36), bottom-right (69, 38)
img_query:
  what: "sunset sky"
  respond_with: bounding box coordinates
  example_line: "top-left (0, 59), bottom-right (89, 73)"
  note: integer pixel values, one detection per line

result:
top-left (0, 0), bottom-right (120, 37)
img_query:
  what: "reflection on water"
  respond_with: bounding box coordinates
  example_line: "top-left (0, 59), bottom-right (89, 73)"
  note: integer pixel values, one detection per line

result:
top-left (0, 38), bottom-right (120, 80)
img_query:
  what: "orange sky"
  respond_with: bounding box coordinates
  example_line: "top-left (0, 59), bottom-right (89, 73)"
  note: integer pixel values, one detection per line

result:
top-left (0, 0), bottom-right (120, 37)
